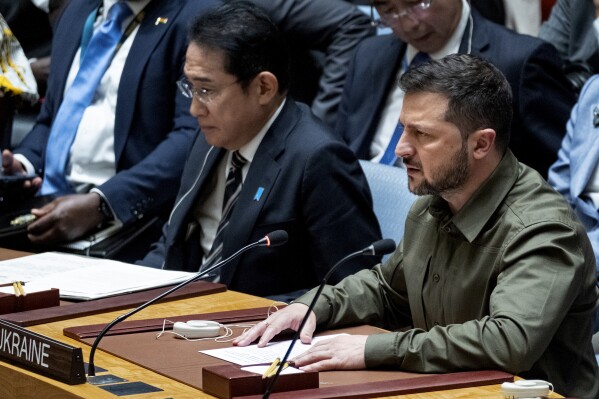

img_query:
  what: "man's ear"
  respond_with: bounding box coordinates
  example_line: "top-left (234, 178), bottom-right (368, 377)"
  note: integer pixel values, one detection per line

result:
top-left (470, 128), bottom-right (496, 160)
top-left (254, 71), bottom-right (279, 105)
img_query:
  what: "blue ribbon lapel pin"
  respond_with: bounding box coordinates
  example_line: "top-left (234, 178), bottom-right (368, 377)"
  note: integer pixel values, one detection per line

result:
top-left (253, 187), bottom-right (264, 201)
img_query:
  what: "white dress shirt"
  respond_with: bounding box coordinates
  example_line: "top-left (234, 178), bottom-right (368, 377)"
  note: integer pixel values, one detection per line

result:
top-left (16, 0), bottom-right (151, 194)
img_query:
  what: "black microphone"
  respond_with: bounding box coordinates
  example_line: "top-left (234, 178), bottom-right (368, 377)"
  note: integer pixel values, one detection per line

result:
top-left (262, 238), bottom-right (396, 398)
top-left (87, 230), bottom-right (288, 377)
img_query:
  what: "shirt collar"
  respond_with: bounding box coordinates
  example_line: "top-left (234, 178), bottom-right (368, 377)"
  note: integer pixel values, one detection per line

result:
top-left (406, 0), bottom-right (471, 62)
top-left (429, 150), bottom-right (520, 242)
top-left (102, 0), bottom-right (151, 19)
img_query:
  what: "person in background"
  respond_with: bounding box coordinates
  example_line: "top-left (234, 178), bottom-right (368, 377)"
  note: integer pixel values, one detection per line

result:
top-left (139, 1), bottom-right (382, 301)
top-left (471, 0), bottom-right (542, 36)
top-left (0, 0), bottom-right (60, 96)
top-left (335, 0), bottom-right (574, 177)
top-left (1, 0), bottom-right (220, 260)
top-left (246, 0), bottom-right (375, 129)
top-left (0, 11), bottom-right (39, 149)
top-left (539, 0), bottom-right (599, 96)
top-left (548, 75), bottom-right (599, 331)
top-left (235, 54), bottom-right (599, 399)
top-left (0, 0), bottom-right (70, 148)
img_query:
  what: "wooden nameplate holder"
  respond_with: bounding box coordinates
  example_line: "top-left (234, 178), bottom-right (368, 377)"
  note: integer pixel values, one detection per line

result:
top-left (203, 364), bottom-right (319, 399)
top-left (0, 319), bottom-right (86, 385)
top-left (0, 288), bottom-right (60, 314)
top-left (1, 281), bottom-right (225, 327)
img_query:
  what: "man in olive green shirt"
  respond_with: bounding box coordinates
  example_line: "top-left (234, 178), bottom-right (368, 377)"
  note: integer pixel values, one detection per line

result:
top-left (234, 54), bottom-right (599, 398)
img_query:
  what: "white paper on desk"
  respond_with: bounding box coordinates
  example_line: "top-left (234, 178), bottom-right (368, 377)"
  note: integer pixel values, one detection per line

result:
top-left (0, 252), bottom-right (194, 300)
top-left (241, 365), bottom-right (305, 376)
top-left (200, 334), bottom-right (348, 366)
top-left (0, 252), bottom-right (94, 284)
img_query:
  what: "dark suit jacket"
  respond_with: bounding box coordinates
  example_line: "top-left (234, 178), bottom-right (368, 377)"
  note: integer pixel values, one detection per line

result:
top-left (539, 0), bottom-right (599, 73)
top-left (14, 0), bottom-right (219, 224)
top-left (247, 0), bottom-right (374, 128)
top-left (335, 9), bottom-right (575, 177)
top-left (141, 99), bottom-right (382, 298)
top-left (469, 0), bottom-right (504, 26)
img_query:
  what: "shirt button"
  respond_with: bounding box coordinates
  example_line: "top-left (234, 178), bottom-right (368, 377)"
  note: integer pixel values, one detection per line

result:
top-left (442, 226), bottom-right (451, 233)
top-left (433, 273), bottom-right (440, 282)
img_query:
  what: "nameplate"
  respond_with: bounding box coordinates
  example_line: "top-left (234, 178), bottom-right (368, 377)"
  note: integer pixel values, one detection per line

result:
top-left (0, 319), bottom-right (86, 385)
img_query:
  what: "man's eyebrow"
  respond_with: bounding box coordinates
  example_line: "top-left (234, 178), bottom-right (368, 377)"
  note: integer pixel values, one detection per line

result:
top-left (187, 76), bottom-right (213, 84)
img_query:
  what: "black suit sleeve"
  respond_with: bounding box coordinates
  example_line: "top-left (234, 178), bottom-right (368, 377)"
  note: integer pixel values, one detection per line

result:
top-left (300, 140), bottom-right (382, 283)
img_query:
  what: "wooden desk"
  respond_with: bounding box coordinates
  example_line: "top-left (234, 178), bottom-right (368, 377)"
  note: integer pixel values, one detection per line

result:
top-left (0, 249), bottom-right (563, 399)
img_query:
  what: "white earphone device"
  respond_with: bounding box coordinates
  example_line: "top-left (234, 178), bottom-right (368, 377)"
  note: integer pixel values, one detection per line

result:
top-left (501, 380), bottom-right (553, 398)
top-left (172, 320), bottom-right (221, 339)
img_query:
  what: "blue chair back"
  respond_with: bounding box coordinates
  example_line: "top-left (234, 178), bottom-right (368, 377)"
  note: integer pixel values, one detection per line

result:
top-left (359, 160), bottom-right (417, 248)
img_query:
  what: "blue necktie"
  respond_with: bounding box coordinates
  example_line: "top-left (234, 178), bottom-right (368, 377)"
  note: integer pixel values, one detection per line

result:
top-left (380, 52), bottom-right (430, 166)
top-left (41, 2), bottom-right (132, 195)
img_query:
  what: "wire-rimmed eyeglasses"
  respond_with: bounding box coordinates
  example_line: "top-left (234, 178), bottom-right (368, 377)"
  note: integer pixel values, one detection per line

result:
top-left (370, 0), bottom-right (433, 27)
top-left (177, 78), bottom-right (239, 105)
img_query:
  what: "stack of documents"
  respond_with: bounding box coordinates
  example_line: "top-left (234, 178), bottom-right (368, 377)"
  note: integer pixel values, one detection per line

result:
top-left (0, 252), bottom-right (194, 300)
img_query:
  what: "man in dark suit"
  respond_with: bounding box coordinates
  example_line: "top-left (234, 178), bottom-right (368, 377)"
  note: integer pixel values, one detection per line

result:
top-left (139, 2), bottom-right (382, 300)
top-left (247, 0), bottom-right (375, 129)
top-left (539, 0), bottom-right (599, 94)
top-left (1, 0), bottom-right (219, 255)
top-left (336, 0), bottom-right (574, 176)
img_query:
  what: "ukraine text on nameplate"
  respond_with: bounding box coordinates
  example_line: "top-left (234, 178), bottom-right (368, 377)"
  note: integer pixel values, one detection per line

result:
top-left (0, 319), bottom-right (86, 384)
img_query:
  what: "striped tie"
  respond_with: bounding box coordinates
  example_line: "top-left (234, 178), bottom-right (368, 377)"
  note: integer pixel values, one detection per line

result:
top-left (200, 150), bottom-right (247, 277)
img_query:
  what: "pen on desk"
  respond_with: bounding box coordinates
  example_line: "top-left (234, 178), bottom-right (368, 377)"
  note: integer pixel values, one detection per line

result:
top-left (262, 358), bottom-right (290, 379)
top-left (244, 361), bottom-right (291, 367)
top-left (0, 281), bottom-right (26, 295)
top-left (262, 358), bottom-right (280, 379)
top-left (16, 281), bottom-right (26, 296)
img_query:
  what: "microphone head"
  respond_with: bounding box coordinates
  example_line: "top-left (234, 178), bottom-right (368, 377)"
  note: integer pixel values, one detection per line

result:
top-left (368, 239), bottom-right (396, 256)
top-left (264, 230), bottom-right (288, 247)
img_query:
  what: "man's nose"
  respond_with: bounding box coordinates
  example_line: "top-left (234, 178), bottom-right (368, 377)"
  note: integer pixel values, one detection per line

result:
top-left (395, 134), bottom-right (414, 159)
top-left (189, 97), bottom-right (207, 118)
top-left (395, 14), bottom-right (421, 33)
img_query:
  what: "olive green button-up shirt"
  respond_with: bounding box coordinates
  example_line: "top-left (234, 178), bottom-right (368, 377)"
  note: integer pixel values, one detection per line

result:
top-left (300, 151), bottom-right (599, 398)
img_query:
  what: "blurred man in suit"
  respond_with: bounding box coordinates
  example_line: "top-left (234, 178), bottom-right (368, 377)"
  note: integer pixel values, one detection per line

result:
top-left (1, 0), bottom-right (219, 259)
top-left (336, 0), bottom-right (574, 177)
top-left (247, 0), bottom-right (374, 128)
top-left (548, 75), bottom-right (599, 333)
top-left (539, 0), bottom-right (599, 95)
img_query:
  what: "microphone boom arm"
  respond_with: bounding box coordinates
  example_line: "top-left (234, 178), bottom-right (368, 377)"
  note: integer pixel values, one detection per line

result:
top-left (87, 236), bottom-right (274, 377)
top-left (262, 249), bottom-right (365, 398)
top-left (262, 238), bottom-right (395, 398)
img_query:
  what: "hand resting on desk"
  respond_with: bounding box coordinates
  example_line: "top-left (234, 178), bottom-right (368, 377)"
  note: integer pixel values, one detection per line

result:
top-left (27, 193), bottom-right (104, 244)
top-left (232, 303), bottom-right (367, 371)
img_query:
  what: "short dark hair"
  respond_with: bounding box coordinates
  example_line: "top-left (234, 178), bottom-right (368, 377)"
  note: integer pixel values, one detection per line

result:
top-left (399, 54), bottom-right (513, 153)
top-left (188, 1), bottom-right (289, 94)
